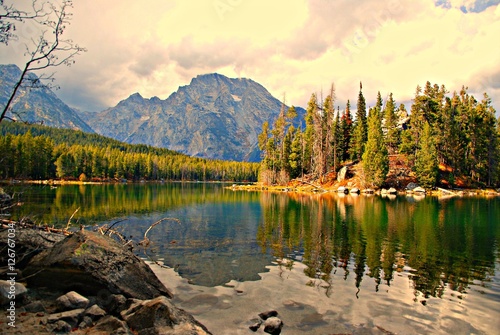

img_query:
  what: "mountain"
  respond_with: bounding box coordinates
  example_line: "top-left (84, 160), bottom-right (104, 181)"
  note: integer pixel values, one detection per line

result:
top-left (85, 73), bottom-right (305, 161)
top-left (0, 65), bottom-right (304, 162)
top-left (0, 64), bottom-right (93, 133)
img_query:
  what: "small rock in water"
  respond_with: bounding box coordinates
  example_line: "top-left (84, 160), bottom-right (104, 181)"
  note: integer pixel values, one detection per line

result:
top-left (258, 310), bottom-right (278, 320)
top-left (263, 316), bottom-right (284, 335)
top-left (249, 322), bottom-right (261, 332)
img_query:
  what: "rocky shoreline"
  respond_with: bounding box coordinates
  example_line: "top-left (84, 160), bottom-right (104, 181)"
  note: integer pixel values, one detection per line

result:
top-left (0, 227), bottom-right (212, 334)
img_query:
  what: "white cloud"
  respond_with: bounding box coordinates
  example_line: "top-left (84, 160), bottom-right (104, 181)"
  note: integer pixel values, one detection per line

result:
top-left (1, 0), bottom-right (498, 114)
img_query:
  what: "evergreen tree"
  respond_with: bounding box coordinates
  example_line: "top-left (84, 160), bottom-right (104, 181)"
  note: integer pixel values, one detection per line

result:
top-left (351, 83), bottom-right (367, 161)
top-left (288, 126), bottom-right (302, 179)
top-left (331, 107), bottom-right (342, 171)
top-left (303, 93), bottom-right (317, 174)
top-left (375, 91), bottom-right (383, 117)
top-left (362, 108), bottom-right (389, 188)
top-left (415, 122), bottom-right (438, 188)
top-left (340, 100), bottom-right (353, 162)
top-left (383, 93), bottom-right (399, 154)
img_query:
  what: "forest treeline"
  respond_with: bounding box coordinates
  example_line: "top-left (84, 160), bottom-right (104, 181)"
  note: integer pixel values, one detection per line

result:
top-left (0, 122), bottom-right (260, 182)
top-left (258, 81), bottom-right (499, 188)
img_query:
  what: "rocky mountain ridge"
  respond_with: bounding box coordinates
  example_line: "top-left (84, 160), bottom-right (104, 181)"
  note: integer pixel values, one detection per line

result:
top-left (84, 73), bottom-right (305, 161)
top-left (0, 64), bottom-right (93, 133)
top-left (1, 65), bottom-right (304, 162)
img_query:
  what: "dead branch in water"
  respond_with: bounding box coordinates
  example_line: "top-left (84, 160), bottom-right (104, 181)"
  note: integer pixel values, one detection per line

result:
top-left (139, 217), bottom-right (181, 268)
top-left (65, 207), bottom-right (80, 231)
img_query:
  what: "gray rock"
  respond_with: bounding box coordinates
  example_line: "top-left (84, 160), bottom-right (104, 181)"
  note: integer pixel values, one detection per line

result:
top-left (84, 304), bottom-right (106, 320)
top-left (78, 315), bottom-right (94, 329)
top-left (121, 295), bottom-right (212, 335)
top-left (56, 291), bottom-right (89, 311)
top-left (0, 229), bottom-right (65, 271)
top-left (23, 231), bottom-right (172, 300)
top-left (249, 322), bottom-right (261, 331)
top-left (263, 316), bottom-right (284, 335)
top-left (93, 315), bottom-right (132, 335)
top-left (23, 300), bottom-right (46, 313)
top-left (406, 182), bottom-right (419, 191)
top-left (48, 320), bottom-right (72, 333)
top-left (48, 308), bottom-right (85, 328)
top-left (258, 310), bottom-right (278, 320)
top-left (0, 280), bottom-right (27, 305)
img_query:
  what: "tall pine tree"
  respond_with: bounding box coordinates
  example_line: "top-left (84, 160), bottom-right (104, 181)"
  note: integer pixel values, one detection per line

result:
top-left (414, 121), bottom-right (438, 188)
top-left (351, 82), bottom-right (367, 161)
top-left (362, 107), bottom-right (389, 188)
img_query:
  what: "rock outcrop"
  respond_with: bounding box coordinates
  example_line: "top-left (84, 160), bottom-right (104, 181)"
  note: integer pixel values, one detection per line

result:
top-left (23, 230), bottom-right (173, 300)
top-left (0, 228), bottom-right (211, 334)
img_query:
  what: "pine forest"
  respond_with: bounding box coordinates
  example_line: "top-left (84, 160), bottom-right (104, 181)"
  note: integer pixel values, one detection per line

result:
top-left (0, 122), bottom-right (260, 182)
top-left (258, 81), bottom-right (499, 189)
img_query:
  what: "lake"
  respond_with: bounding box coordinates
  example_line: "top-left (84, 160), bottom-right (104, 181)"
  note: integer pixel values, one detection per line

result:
top-left (6, 182), bottom-right (500, 334)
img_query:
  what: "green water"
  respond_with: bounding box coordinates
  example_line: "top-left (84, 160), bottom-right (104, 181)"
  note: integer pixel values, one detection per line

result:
top-left (5, 182), bottom-right (500, 333)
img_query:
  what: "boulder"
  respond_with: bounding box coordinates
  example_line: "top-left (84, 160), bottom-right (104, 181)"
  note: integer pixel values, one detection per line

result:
top-left (23, 230), bottom-right (172, 300)
top-left (48, 308), bottom-right (85, 328)
top-left (48, 320), bottom-right (72, 333)
top-left (388, 187), bottom-right (397, 194)
top-left (405, 182), bottom-right (419, 191)
top-left (84, 304), bottom-right (107, 321)
top-left (0, 280), bottom-right (27, 305)
top-left (56, 291), bottom-right (89, 311)
top-left (0, 229), bottom-right (65, 269)
top-left (121, 296), bottom-right (212, 335)
top-left (337, 166), bottom-right (348, 182)
top-left (413, 186), bottom-right (426, 193)
top-left (92, 315), bottom-right (132, 334)
top-left (337, 186), bottom-right (348, 194)
top-left (263, 316), bottom-right (284, 335)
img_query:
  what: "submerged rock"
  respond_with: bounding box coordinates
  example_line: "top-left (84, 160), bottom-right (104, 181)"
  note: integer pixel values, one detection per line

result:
top-left (263, 316), bottom-right (284, 335)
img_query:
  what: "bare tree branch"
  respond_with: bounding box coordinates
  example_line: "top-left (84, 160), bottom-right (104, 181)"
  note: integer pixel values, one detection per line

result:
top-left (0, 0), bottom-right (86, 123)
top-left (0, 0), bottom-right (50, 45)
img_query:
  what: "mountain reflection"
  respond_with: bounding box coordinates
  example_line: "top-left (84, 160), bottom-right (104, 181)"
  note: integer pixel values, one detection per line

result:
top-left (257, 192), bottom-right (499, 300)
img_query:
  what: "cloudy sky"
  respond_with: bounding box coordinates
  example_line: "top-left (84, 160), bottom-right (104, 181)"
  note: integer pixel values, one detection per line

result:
top-left (2, 0), bottom-right (499, 113)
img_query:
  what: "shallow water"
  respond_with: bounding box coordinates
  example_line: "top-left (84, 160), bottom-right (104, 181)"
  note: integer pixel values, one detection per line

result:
top-left (8, 182), bottom-right (500, 334)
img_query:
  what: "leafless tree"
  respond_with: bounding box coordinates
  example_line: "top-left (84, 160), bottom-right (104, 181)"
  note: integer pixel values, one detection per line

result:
top-left (0, 0), bottom-right (86, 123)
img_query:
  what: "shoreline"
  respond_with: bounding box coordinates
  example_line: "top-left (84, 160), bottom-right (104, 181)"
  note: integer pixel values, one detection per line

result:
top-left (1, 178), bottom-right (499, 197)
top-left (227, 182), bottom-right (500, 197)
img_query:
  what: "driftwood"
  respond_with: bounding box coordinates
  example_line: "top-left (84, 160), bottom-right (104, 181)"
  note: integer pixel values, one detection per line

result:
top-left (295, 179), bottom-right (328, 192)
top-left (1, 218), bottom-right (72, 235)
top-left (437, 187), bottom-right (459, 196)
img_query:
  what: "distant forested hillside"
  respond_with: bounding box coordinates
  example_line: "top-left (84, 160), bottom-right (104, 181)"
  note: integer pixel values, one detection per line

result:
top-left (0, 122), bottom-right (259, 182)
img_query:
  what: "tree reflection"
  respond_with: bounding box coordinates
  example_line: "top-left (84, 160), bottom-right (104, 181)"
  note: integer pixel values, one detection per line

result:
top-left (258, 192), bottom-right (499, 301)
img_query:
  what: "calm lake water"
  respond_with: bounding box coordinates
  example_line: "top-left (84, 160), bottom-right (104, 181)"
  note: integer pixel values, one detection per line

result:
top-left (6, 182), bottom-right (500, 334)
